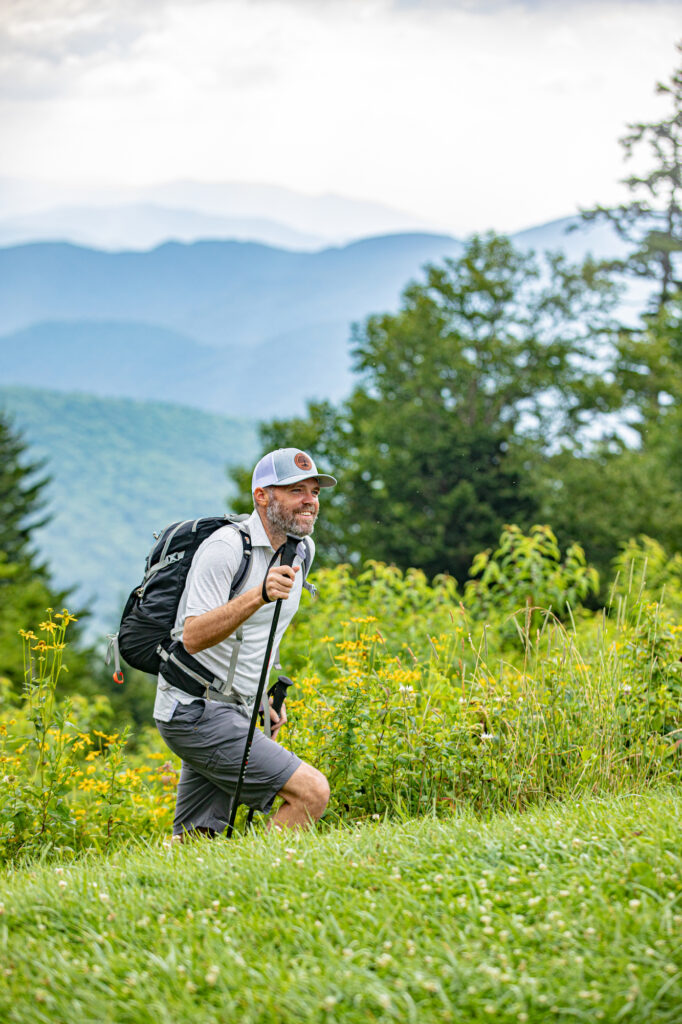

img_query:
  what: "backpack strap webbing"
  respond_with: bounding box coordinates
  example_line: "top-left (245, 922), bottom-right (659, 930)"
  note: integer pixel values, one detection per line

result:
top-left (229, 527), bottom-right (253, 599)
top-left (299, 537), bottom-right (317, 598)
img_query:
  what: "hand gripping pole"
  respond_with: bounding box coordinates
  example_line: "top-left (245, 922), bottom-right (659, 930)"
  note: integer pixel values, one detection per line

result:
top-left (226, 536), bottom-right (299, 839)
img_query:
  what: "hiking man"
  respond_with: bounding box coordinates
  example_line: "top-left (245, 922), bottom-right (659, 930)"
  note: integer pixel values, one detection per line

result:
top-left (154, 448), bottom-right (335, 838)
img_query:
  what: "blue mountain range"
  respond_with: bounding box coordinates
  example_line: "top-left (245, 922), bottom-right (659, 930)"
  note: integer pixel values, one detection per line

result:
top-left (0, 221), bottom-right (626, 418)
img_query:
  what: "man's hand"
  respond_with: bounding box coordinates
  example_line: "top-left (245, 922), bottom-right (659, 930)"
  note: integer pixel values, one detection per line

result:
top-left (263, 564), bottom-right (300, 602)
top-left (269, 696), bottom-right (287, 741)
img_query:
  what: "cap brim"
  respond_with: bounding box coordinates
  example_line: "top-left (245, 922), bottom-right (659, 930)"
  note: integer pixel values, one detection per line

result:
top-left (275, 472), bottom-right (337, 488)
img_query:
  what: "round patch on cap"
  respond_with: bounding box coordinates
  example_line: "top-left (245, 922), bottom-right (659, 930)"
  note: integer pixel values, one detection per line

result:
top-left (294, 452), bottom-right (313, 471)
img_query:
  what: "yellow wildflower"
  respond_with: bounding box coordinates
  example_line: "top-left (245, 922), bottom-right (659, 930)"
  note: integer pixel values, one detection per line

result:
top-left (54, 610), bottom-right (78, 624)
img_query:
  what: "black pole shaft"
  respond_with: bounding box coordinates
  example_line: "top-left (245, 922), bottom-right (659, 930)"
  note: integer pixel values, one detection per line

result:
top-left (226, 536), bottom-right (299, 839)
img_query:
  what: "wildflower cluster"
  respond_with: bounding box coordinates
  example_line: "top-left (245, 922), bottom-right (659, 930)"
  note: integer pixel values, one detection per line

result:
top-left (280, 542), bottom-right (682, 821)
top-left (0, 611), bottom-right (176, 863)
top-left (1, 532), bottom-right (680, 860)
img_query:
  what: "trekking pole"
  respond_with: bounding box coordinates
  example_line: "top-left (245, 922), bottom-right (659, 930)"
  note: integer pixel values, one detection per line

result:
top-left (243, 674), bottom-right (295, 833)
top-left (226, 536), bottom-right (299, 839)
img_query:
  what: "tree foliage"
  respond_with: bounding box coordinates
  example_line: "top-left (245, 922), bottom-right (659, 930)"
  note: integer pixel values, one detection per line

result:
top-left (232, 234), bottom-right (617, 581)
top-left (579, 42), bottom-right (682, 310)
top-left (0, 412), bottom-right (49, 571)
top-left (0, 414), bottom-right (94, 697)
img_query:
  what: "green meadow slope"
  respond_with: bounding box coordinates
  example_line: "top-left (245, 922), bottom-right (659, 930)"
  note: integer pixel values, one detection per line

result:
top-left (0, 386), bottom-right (259, 638)
top-left (1, 790), bottom-right (680, 1023)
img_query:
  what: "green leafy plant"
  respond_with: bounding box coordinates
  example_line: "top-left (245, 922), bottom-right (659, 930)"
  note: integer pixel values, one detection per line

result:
top-left (0, 611), bottom-right (175, 864)
top-left (464, 524), bottom-right (599, 629)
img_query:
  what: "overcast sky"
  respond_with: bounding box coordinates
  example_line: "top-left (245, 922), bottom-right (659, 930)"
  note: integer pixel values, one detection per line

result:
top-left (1, 0), bottom-right (680, 233)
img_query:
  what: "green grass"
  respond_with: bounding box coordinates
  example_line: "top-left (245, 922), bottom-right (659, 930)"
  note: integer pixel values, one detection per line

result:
top-left (1, 788), bottom-right (681, 1023)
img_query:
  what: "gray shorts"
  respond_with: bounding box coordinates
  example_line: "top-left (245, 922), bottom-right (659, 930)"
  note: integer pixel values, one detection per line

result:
top-left (156, 699), bottom-right (302, 836)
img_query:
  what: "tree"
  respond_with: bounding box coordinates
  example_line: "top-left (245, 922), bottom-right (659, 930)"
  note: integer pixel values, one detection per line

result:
top-left (579, 42), bottom-right (682, 311)
top-left (232, 234), bottom-right (618, 581)
top-left (0, 413), bottom-right (49, 571)
top-left (0, 414), bottom-right (92, 696)
top-left (615, 293), bottom-right (682, 440)
top-left (536, 443), bottom-right (682, 588)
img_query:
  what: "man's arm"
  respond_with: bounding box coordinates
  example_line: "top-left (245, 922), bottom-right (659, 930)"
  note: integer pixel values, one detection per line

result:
top-left (183, 565), bottom-right (299, 654)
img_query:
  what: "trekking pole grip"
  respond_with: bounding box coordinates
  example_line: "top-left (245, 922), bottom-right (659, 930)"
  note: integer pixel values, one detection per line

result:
top-left (226, 536), bottom-right (299, 839)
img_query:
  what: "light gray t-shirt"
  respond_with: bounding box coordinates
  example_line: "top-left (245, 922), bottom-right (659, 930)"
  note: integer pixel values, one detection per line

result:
top-left (153, 509), bottom-right (313, 721)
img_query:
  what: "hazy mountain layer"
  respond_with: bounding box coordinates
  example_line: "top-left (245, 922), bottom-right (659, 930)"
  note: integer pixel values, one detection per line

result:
top-left (0, 386), bottom-right (259, 638)
top-left (0, 203), bottom-right (325, 252)
top-left (0, 177), bottom-right (434, 242)
top-left (0, 221), bottom-right (632, 419)
top-left (0, 233), bottom-right (463, 415)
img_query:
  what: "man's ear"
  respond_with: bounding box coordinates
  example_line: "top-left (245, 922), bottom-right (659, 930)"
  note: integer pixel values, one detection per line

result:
top-left (253, 486), bottom-right (268, 508)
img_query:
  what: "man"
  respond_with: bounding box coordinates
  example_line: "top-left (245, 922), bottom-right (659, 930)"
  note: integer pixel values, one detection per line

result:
top-left (154, 447), bottom-right (335, 838)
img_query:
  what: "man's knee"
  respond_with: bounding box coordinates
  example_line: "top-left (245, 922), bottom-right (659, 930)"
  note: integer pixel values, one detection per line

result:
top-left (280, 763), bottom-right (330, 819)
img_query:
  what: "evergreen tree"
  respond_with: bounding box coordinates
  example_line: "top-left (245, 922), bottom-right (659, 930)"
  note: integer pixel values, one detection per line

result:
top-left (0, 413), bottom-right (49, 571)
top-left (579, 42), bottom-right (682, 311)
top-left (0, 414), bottom-right (92, 696)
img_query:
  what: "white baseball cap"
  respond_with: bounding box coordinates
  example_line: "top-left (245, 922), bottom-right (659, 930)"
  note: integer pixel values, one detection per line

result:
top-left (252, 448), bottom-right (337, 492)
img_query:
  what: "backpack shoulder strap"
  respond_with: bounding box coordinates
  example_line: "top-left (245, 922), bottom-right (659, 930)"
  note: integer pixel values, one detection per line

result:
top-left (226, 519), bottom-right (253, 598)
top-left (298, 537), bottom-right (317, 599)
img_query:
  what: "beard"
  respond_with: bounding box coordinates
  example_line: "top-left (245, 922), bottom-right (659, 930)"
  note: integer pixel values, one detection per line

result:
top-left (265, 493), bottom-right (318, 537)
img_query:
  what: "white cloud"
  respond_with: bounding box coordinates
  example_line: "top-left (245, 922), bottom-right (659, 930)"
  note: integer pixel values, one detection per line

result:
top-left (0, 0), bottom-right (680, 233)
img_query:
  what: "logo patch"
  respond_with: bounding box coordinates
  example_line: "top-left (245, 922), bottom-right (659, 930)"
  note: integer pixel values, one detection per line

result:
top-left (294, 452), bottom-right (313, 471)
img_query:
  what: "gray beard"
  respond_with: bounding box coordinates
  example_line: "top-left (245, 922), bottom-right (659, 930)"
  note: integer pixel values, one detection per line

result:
top-left (265, 494), bottom-right (317, 538)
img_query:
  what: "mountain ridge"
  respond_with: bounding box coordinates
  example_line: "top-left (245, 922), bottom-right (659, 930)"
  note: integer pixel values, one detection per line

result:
top-left (0, 385), bottom-right (260, 637)
top-left (0, 224), bottom-right (630, 418)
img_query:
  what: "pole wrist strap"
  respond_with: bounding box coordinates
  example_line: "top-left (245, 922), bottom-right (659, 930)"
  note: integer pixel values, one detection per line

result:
top-left (261, 542), bottom-right (286, 604)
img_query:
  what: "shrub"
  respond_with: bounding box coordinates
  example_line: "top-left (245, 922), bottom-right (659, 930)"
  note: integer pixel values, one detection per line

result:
top-left (1, 528), bottom-right (680, 862)
top-left (0, 611), bottom-right (176, 863)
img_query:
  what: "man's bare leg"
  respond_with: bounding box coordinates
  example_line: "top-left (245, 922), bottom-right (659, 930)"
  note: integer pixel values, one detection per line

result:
top-left (270, 763), bottom-right (330, 830)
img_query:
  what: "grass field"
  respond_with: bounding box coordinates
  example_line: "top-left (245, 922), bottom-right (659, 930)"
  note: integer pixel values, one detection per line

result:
top-left (1, 787), bottom-right (680, 1023)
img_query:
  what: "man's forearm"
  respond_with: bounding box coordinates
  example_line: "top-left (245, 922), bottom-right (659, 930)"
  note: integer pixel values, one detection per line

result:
top-left (182, 585), bottom-right (265, 654)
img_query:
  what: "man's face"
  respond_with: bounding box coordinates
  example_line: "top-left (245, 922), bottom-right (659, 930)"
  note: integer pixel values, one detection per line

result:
top-left (265, 479), bottom-right (321, 537)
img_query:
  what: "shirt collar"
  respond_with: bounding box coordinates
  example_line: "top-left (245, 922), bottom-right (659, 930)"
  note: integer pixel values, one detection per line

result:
top-left (247, 508), bottom-right (274, 550)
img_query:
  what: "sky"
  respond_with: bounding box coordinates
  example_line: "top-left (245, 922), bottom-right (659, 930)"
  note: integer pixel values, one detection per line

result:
top-left (1, 0), bottom-right (681, 234)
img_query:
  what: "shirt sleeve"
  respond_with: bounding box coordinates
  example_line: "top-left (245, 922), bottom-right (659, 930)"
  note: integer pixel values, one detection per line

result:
top-left (184, 534), bottom-right (244, 618)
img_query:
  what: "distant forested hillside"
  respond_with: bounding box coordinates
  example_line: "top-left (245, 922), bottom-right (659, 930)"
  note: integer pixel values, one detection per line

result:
top-left (0, 387), bottom-right (259, 638)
